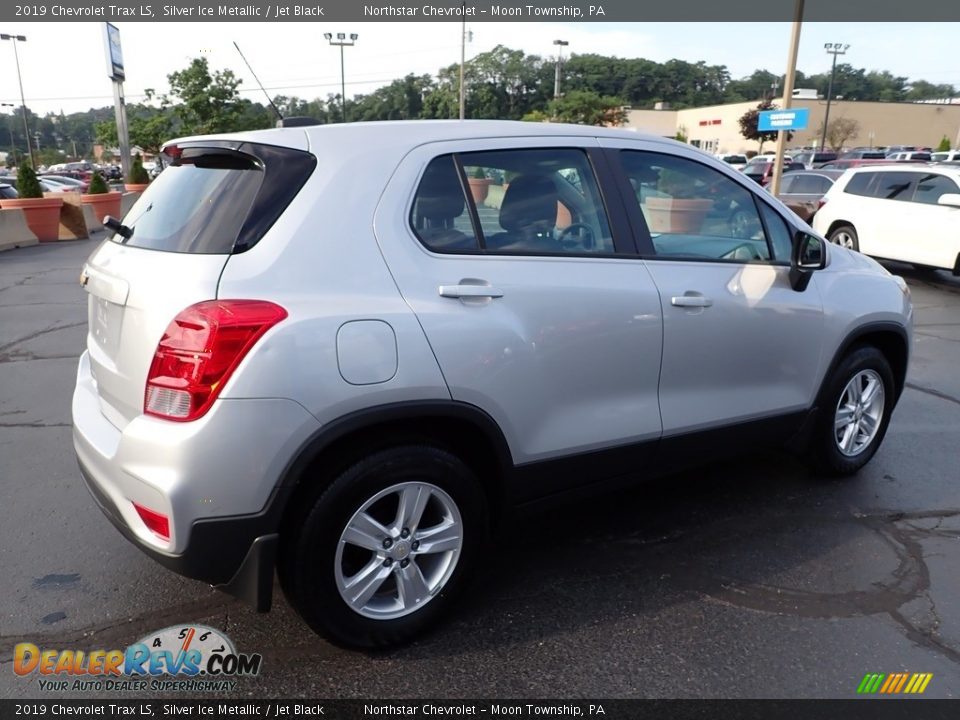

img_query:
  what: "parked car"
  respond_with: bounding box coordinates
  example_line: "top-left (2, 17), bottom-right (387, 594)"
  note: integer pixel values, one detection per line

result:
top-left (817, 159), bottom-right (905, 171)
top-left (886, 151), bottom-right (932, 162)
top-left (0, 182), bottom-right (17, 200)
top-left (839, 150), bottom-right (888, 160)
top-left (716, 153), bottom-right (749, 171)
top-left (776, 169), bottom-right (846, 222)
top-left (3, 176), bottom-right (80, 194)
top-left (742, 157), bottom-right (806, 185)
top-left (792, 151), bottom-right (838, 170)
top-left (73, 120), bottom-right (912, 648)
top-left (813, 164), bottom-right (960, 273)
top-left (40, 175), bottom-right (89, 192)
top-left (931, 150), bottom-right (960, 163)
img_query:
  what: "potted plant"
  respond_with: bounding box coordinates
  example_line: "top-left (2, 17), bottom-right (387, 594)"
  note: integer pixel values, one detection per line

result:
top-left (81, 171), bottom-right (123, 225)
top-left (125, 154), bottom-right (150, 193)
top-left (466, 166), bottom-right (492, 204)
top-left (643, 167), bottom-right (713, 234)
top-left (0, 164), bottom-right (64, 242)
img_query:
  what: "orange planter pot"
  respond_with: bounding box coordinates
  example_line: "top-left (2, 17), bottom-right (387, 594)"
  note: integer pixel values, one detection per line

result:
top-left (0, 197), bottom-right (64, 242)
top-left (644, 197), bottom-right (713, 234)
top-left (124, 183), bottom-right (150, 193)
top-left (81, 192), bottom-right (123, 225)
top-left (467, 177), bottom-right (492, 204)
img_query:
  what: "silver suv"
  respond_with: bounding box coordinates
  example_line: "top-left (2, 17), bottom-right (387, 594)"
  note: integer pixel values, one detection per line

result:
top-left (73, 121), bottom-right (913, 648)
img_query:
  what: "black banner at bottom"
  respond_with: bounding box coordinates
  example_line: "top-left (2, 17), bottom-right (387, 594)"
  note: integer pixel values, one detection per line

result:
top-left (0, 700), bottom-right (958, 720)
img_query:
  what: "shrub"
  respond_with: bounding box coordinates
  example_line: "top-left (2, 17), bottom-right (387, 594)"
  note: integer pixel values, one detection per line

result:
top-left (936, 136), bottom-right (951, 152)
top-left (128, 154), bottom-right (150, 185)
top-left (17, 163), bottom-right (43, 199)
top-left (87, 171), bottom-right (109, 194)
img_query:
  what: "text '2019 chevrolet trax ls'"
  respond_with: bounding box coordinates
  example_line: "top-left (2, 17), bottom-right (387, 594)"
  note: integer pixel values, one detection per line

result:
top-left (73, 121), bottom-right (913, 648)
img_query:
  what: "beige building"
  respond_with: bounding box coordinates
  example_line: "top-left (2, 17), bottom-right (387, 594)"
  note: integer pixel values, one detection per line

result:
top-left (626, 99), bottom-right (960, 154)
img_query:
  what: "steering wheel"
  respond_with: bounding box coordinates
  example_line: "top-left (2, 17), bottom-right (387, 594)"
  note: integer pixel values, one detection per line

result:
top-left (729, 209), bottom-right (757, 239)
top-left (558, 223), bottom-right (596, 249)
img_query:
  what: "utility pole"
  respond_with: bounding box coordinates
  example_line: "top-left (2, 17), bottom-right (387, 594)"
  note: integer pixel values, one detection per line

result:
top-left (553, 39), bottom-right (569, 99)
top-left (820, 42), bottom-right (850, 154)
top-left (1, 33), bottom-right (35, 168)
top-left (324, 32), bottom-right (358, 123)
top-left (769, 0), bottom-right (804, 197)
top-left (459, 9), bottom-right (470, 120)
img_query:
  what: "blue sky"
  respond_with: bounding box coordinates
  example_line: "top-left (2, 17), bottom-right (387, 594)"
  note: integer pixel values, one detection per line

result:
top-left (1, 22), bottom-right (956, 115)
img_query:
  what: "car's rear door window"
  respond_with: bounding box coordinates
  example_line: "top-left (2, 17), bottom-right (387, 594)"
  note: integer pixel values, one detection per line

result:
top-left (911, 173), bottom-right (959, 205)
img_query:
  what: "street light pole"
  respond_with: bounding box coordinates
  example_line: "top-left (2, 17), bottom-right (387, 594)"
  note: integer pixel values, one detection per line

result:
top-left (553, 39), bottom-right (569, 99)
top-left (1, 33), bottom-right (35, 168)
top-left (1, 102), bottom-right (15, 166)
top-left (820, 42), bottom-right (850, 153)
top-left (323, 32), bottom-right (358, 123)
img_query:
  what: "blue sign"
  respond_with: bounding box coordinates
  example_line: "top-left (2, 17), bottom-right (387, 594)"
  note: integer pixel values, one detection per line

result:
top-left (758, 108), bottom-right (809, 132)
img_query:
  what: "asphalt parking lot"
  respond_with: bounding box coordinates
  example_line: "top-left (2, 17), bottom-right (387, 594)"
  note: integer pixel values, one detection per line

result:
top-left (1, 237), bottom-right (958, 699)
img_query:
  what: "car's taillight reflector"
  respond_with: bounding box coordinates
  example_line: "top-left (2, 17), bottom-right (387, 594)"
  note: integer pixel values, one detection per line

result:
top-left (144, 300), bottom-right (287, 422)
top-left (133, 502), bottom-right (170, 540)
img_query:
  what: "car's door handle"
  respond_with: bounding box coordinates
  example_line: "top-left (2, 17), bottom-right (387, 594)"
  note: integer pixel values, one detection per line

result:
top-left (439, 285), bottom-right (504, 299)
top-left (671, 295), bottom-right (713, 308)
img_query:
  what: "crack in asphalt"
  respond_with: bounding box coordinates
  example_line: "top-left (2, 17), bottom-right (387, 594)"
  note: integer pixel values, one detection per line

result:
top-left (696, 508), bottom-right (960, 666)
top-left (914, 330), bottom-right (960, 344)
top-left (905, 382), bottom-right (960, 407)
top-left (0, 422), bottom-right (72, 428)
top-left (0, 322), bottom-right (86, 362)
top-left (0, 597), bottom-right (238, 665)
top-left (0, 353), bottom-right (81, 364)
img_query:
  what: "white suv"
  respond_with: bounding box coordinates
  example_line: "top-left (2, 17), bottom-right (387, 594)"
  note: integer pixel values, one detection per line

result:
top-left (813, 165), bottom-right (960, 273)
top-left (73, 121), bottom-right (912, 648)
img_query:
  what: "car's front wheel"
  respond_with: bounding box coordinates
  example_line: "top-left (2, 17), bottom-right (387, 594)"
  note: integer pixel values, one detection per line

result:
top-left (828, 224), bottom-right (859, 252)
top-left (281, 446), bottom-right (486, 648)
top-left (811, 346), bottom-right (895, 476)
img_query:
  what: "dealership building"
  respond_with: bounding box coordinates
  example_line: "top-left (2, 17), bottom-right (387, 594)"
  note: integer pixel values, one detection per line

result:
top-left (626, 97), bottom-right (960, 154)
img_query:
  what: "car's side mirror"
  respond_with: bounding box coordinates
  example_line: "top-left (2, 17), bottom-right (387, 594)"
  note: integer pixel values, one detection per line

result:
top-left (789, 231), bottom-right (826, 291)
top-left (936, 193), bottom-right (960, 208)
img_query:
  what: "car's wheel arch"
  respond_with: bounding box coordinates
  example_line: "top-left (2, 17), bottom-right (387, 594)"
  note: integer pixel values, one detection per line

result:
top-left (816, 322), bottom-right (909, 410)
top-left (825, 220), bottom-right (856, 239)
top-left (273, 401), bottom-right (514, 542)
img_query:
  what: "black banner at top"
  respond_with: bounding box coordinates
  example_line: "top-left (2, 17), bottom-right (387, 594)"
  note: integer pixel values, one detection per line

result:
top-left (2, 0), bottom-right (960, 22)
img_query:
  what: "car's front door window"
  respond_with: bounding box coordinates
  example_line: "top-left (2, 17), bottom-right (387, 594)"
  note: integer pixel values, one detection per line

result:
top-left (619, 150), bottom-right (773, 263)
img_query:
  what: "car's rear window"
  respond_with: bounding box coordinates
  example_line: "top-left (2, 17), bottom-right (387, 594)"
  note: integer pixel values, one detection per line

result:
top-left (114, 143), bottom-right (316, 254)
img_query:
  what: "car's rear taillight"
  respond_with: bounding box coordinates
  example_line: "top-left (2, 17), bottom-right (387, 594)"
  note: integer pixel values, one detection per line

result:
top-left (817, 197), bottom-right (828, 210)
top-left (144, 300), bottom-right (288, 422)
top-left (133, 502), bottom-right (170, 541)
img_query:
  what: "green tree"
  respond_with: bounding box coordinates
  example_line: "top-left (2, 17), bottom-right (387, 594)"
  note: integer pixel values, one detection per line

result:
top-left (815, 117), bottom-right (860, 152)
top-left (547, 90), bottom-right (627, 126)
top-left (351, 75), bottom-right (434, 122)
top-left (738, 99), bottom-right (794, 153)
top-left (937, 136), bottom-right (951, 152)
top-left (128, 153), bottom-right (150, 185)
top-left (87, 171), bottom-right (109, 194)
top-left (167, 58), bottom-right (261, 135)
top-left (17, 163), bottom-right (43, 198)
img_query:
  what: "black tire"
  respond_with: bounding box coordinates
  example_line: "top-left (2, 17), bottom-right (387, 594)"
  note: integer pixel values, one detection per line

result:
top-left (280, 445), bottom-right (486, 648)
top-left (828, 224), bottom-right (860, 252)
top-left (810, 346), bottom-right (895, 476)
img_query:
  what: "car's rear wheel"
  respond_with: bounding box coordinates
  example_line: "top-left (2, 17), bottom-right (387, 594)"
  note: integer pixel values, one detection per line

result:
top-left (811, 346), bottom-right (894, 476)
top-left (829, 224), bottom-right (859, 252)
top-left (280, 446), bottom-right (486, 648)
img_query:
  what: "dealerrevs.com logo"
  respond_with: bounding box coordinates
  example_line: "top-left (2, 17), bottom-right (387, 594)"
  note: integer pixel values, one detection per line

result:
top-left (13, 625), bottom-right (262, 692)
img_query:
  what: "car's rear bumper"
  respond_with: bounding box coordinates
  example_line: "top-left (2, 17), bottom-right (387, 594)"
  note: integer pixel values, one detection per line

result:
top-left (72, 350), bottom-right (321, 609)
top-left (78, 461), bottom-right (278, 609)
